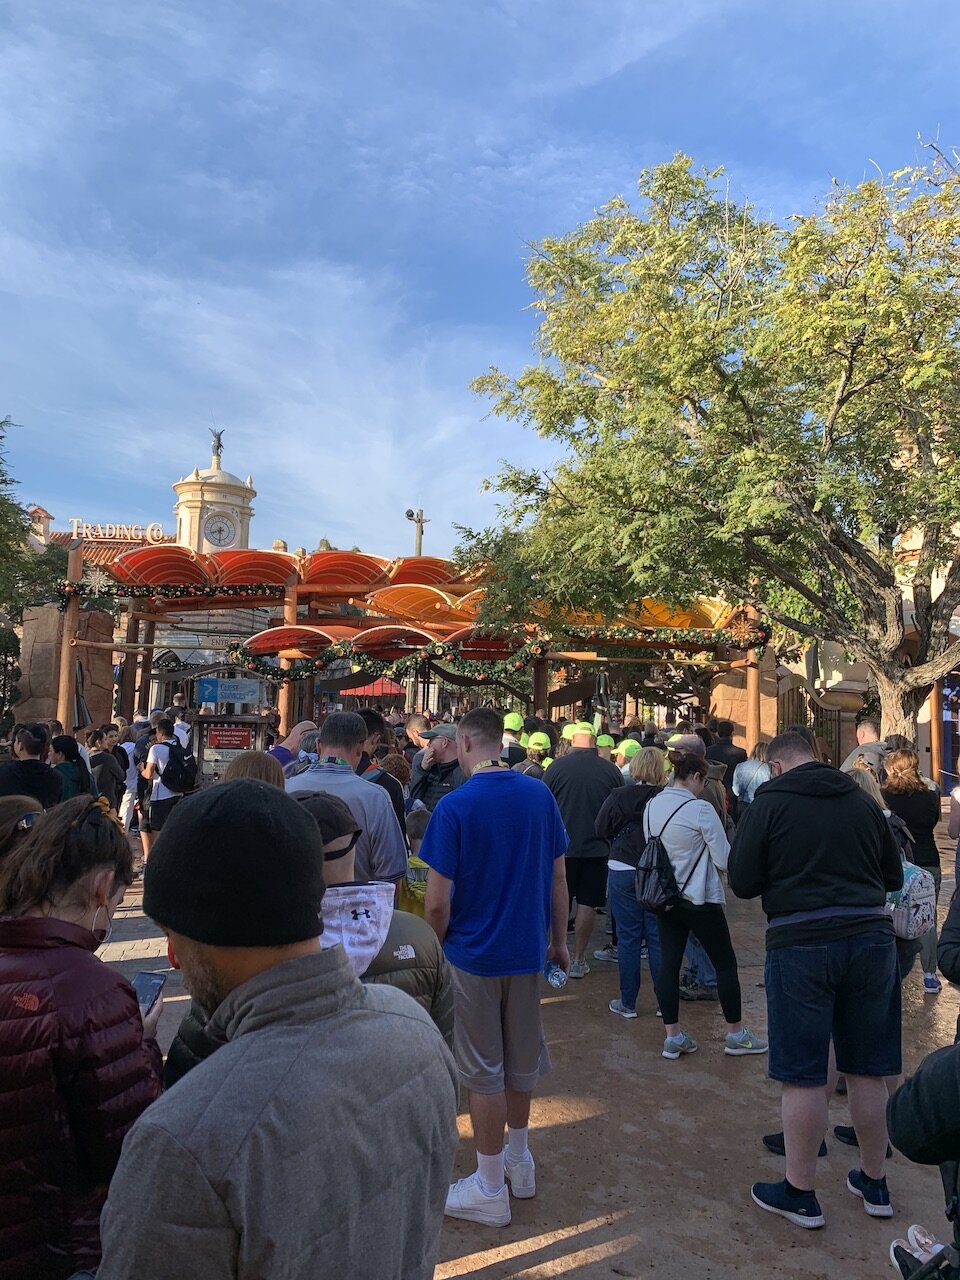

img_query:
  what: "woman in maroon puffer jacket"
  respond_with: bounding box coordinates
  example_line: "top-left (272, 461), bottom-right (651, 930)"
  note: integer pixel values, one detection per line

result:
top-left (0, 795), bottom-right (163, 1279)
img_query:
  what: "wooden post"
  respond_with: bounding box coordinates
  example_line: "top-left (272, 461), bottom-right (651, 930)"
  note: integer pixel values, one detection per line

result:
top-left (136, 620), bottom-right (157, 716)
top-left (279, 573), bottom-right (298, 737)
top-left (745, 609), bottom-right (762, 752)
top-left (118, 601), bottom-right (140, 721)
top-left (533, 655), bottom-right (549, 713)
top-left (930, 679), bottom-right (944, 790)
top-left (56, 541), bottom-right (84, 729)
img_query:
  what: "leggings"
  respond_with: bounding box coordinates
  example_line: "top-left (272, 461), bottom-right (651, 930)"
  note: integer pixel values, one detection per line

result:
top-left (654, 904), bottom-right (742, 1026)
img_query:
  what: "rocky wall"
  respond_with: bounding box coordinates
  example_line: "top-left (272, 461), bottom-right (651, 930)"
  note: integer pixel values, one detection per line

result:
top-left (709, 650), bottom-right (779, 748)
top-left (16, 605), bottom-right (116, 727)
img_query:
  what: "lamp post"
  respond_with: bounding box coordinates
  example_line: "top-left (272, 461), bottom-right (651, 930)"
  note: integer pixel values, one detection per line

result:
top-left (404, 509), bottom-right (429, 711)
top-left (405, 508), bottom-right (428, 557)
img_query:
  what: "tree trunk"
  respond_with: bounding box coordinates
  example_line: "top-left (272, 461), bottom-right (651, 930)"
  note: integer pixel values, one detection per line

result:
top-left (873, 668), bottom-right (927, 739)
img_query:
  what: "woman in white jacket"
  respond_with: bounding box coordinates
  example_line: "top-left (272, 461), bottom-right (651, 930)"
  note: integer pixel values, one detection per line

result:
top-left (644, 749), bottom-right (768, 1061)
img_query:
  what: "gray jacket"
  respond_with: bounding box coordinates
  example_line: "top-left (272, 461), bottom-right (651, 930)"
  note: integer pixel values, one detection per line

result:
top-left (98, 948), bottom-right (459, 1280)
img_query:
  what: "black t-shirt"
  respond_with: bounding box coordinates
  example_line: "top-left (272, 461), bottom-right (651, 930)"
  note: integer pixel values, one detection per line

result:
top-left (357, 752), bottom-right (407, 842)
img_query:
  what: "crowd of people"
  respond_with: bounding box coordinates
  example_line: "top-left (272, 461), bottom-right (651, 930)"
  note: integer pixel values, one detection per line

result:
top-left (1, 701), bottom-right (959, 1277)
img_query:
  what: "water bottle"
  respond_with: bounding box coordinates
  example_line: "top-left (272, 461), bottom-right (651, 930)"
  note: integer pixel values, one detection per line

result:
top-left (543, 961), bottom-right (567, 988)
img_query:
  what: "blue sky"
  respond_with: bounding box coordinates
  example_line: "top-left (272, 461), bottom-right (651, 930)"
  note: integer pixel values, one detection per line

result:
top-left (2, 0), bottom-right (958, 557)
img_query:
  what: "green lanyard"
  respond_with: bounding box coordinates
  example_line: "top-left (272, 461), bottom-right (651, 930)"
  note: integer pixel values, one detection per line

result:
top-left (320, 756), bottom-right (351, 768)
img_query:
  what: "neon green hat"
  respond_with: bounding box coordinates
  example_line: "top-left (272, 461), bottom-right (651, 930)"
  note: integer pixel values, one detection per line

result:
top-left (616, 738), bottom-right (641, 759)
top-left (519, 732), bottom-right (529, 747)
top-left (503, 711), bottom-right (524, 732)
top-left (561, 723), bottom-right (577, 741)
top-left (596, 734), bottom-right (615, 748)
top-left (528, 731), bottom-right (552, 751)
top-left (574, 722), bottom-right (596, 736)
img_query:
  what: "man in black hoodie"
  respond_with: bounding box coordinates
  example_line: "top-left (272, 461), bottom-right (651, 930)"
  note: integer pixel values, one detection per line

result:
top-left (729, 731), bottom-right (903, 1231)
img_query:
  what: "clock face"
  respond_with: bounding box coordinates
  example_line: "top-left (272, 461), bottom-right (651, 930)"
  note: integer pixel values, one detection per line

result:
top-left (204, 514), bottom-right (236, 547)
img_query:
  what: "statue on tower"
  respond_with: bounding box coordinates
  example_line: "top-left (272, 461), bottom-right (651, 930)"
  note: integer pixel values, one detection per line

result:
top-left (209, 427), bottom-right (224, 460)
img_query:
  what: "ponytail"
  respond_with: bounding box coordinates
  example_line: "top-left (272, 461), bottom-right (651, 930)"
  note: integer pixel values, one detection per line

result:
top-left (52, 734), bottom-right (93, 795)
top-left (0, 795), bottom-right (132, 915)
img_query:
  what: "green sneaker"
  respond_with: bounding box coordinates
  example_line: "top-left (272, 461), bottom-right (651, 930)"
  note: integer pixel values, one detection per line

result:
top-left (662, 1031), bottom-right (698, 1060)
top-left (725, 1027), bottom-right (769, 1056)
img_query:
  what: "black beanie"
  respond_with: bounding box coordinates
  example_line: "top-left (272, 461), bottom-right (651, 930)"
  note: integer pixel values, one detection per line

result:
top-left (143, 779), bottom-right (325, 946)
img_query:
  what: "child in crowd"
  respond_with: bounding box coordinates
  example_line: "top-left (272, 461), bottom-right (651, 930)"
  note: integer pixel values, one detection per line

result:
top-left (400, 808), bottom-right (431, 917)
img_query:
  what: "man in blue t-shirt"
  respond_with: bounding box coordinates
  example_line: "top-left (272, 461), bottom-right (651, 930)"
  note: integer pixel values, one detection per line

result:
top-left (423, 708), bottom-right (568, 1229)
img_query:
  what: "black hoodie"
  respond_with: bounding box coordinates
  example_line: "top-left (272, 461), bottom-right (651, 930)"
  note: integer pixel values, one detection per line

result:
top-left (0, 758), bottom-right (63, 808)
top-left (728, 761), bottom-right (902, 948)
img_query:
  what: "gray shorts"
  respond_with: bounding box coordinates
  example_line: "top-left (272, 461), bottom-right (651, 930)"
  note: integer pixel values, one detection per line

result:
top-left (450, 967), bottom-right (551, 1095)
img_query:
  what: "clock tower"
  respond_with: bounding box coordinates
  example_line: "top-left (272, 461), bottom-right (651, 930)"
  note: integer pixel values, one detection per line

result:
top-left (173, 436), bottom-right (256, 553)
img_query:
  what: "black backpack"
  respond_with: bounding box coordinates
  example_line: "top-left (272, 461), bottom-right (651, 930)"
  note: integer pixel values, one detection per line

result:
top-left (635, 797), bottom-right (702, 914)
top-left (159, 739), bottom-right (199, 795)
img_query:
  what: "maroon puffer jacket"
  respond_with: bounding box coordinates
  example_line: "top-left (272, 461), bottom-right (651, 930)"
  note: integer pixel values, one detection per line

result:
top-left (0, 916), bottom-right (163, 1279)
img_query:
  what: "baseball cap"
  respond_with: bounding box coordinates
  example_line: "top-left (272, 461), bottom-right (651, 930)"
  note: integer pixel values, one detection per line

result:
top-left (527, 731), bottom-right (552, 751)
top-left (503, 711), bottom-right (523, 732)
top-left (573, 722), bottom-right (596, 737)
top-left (596, 734), bottom-right (615, 747)
top-left (421, 723), bottom-right (458, 741)
top-left (561, 723), bottom-right (577, 741)
top-left (616, 739), bottom-right (641, 759)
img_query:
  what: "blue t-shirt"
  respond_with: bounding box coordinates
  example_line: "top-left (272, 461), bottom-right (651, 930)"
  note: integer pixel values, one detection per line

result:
top-left (420, 771), bottom-right (568, 977)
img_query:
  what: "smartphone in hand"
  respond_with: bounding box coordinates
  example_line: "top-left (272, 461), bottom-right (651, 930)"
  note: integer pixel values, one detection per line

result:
top-left (131, 970), bottom-right (167, 1014)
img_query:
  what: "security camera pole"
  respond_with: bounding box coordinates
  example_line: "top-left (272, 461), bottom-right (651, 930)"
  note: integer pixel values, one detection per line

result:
top-left (405, 508), bottom-right (429, 710)
top-left (405, 508), bottom-right (428, 557)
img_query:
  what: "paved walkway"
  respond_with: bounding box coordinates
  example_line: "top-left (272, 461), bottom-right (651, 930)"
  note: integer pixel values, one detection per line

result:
top-left (103, 824), bottom-right (959, 1279)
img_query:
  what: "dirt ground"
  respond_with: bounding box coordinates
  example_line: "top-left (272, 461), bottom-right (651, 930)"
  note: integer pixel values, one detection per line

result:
top-left (104, 823), bottom-right (960, 1280)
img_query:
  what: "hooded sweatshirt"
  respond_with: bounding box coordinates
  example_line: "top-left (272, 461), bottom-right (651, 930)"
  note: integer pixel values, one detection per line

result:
top-left (728, 761), bottom-right (902, 949)
top-left (164, 891), bottom-right (454, 1086)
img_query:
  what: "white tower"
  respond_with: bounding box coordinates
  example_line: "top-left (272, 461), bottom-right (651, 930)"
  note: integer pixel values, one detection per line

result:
top-left (173, 435), bottom-right (256, 553)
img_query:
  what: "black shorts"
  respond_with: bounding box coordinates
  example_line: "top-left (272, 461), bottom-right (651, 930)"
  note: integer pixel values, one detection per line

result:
top-left (142, 796), bottom-right (180, 833)
top-left (565, 857), bottom-right (608, 909)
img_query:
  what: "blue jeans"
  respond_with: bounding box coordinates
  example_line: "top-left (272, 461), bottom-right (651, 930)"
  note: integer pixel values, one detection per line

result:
top-left (608, 869), bottom-right (661, 1010)
top-left (683, 936), bottom-right (718, 989)
top-left (765, 930), bottom-right (901, 1085)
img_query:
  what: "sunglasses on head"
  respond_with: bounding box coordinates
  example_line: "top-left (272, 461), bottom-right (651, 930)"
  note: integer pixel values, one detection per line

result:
top-left (16, 811), bottom-right (41, 832)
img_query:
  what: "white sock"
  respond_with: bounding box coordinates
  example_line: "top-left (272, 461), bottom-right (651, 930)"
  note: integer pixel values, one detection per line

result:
top-left (507, 1126), bottom-right (530, 1161)
top-left (477, 1150), bottom-right (505, 1195)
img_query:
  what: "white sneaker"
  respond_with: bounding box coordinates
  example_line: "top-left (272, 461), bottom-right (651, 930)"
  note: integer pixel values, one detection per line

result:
top-left (504, 1150), bottom-right (536, 1198)
top-left (444, 1172), bottom-right (511, 1225)
top-left (568, 959), bottom-right (590, 979)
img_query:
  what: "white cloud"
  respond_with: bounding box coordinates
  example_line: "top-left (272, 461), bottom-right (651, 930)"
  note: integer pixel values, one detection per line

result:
top-left (1, 229), bottom-right (557, 556)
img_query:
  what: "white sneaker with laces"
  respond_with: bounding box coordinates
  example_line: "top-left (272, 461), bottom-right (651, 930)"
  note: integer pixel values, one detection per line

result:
top-left (504, 1150), bottom-right (536, 1198)
top-left (444, 1172), bottom-right (511, 1225)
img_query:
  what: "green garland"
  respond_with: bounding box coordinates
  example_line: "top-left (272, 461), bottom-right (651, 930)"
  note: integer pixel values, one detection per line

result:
top-left (228, 638), bottom-right (551, 685)
top-left (562, 622), bottom-right (772, 651)
top-left (227, 617), bottom-right (774, 687)
top-left (57, 580), bottom-right (285, 610)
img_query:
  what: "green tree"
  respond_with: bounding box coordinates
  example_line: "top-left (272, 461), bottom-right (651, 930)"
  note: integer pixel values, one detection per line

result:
top-left (0, 417), bottom-right (72, 623)
top-left (0, 417), bottom-right (30, 609)
top-left (463, 155), bottom-right (960, 735)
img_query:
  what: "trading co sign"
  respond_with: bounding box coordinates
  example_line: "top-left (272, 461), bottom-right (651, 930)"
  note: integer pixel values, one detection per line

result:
top-left (69, 518), bottom-right (166, 543)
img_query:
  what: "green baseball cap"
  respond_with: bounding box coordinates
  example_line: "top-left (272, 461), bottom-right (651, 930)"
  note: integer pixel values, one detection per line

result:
top-left (528, 731), bottom-right (551, 751)
top-left (596, 734), bottom-right (615, 747)
top-left (561, 723), bottom-right (577, 741)
top-left (503, 711), bottom-right (524, 732)
top-left (616, 738), bottom-right (641, 758)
